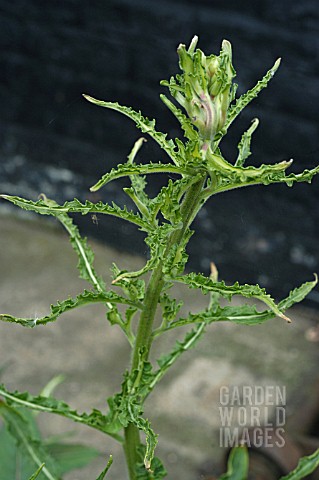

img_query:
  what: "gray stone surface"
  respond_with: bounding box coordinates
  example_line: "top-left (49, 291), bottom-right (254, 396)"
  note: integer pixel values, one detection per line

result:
top-left (0, 213), bottom-right (318, 479)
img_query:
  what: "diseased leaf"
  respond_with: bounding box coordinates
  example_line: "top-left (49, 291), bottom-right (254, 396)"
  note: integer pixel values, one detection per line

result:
top-left (278, 275), bottom-right (318, 310)
top-left (150, 174), bottom-right (203, 228)
top-left (279, 448), bottom-right (319, 480)
top-left (210, 162), bottom-right (319, 195)
top-left (0, 385), bottom-right (123, 441)
top-left (159, 293), bottom-right (183, 324)
top-left (82, 96), bottom-right (178, 165)
top-left (90, 162), bottom-right (185, 192)
top-left (112, 223), bottom-right (178, 286)
top-left (55, 211), bottom-right (106, 293)
top-left (150, 323), bottom-right (206, 395)
top-left (218, 446), bottom-right (249, 480)
top-left (235, 118), bottom-right (259, 167)
top-left (0, 195), bottom-right (149, 231)
top-left (223, 58), bottom-right (281, 138)
top-left (206, 150), bottom-right (293, 187)
top-left (135, 451), bottom-right (167, 480)
top-left (106, 365), bottom-right (158, 470)
top-left (112, 256), bottom-right (159, 285)
top-left (160, 94), bottom-right (198, 141)
top-left (37, 194), bottom-right (110, 307)
top-left (123, 137), bottom-right (153, 220)
top-left (131, 415), bottom-right (157, 471)
top-left (136, 455), bottom-right (167, 480)
top-left (111, 225), bottom-right (177, 286)
top-left (170, 304), bottom-right (274, 329)
top-left (0, 289), bottom-right (142, 327)
top-left (282, 164), bottom-right (319, 186)
top-left (111, 263), bottom-right (146, 301)
top-left (174, 272), bottom-right (291, 322)
top-left (39, 196), bottom-right (127, 327)
top-left (168, 276), bottom-right (318, 330)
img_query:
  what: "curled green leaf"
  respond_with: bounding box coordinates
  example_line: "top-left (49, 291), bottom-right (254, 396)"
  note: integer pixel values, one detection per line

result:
top-left (0, 289), bottom-right (142, 328)
top-left (279, 448), bottom-right (319, 480)
top-left (235, 118), bottom-right (259, 167)
top-left (174, 272), bottom-right (291, 322)
top-left (82, 96), bottom-right (178, 165)
top-left (90, 162), bottom-right (185, 192)
top-left (218, 445), bottom-right (249, 480)
top-left (223, 57), bottom-right (281, 138)
top-left (0, 195), bottom-right (149, 231)
top-left (0, 385), bottom-right (123, 441)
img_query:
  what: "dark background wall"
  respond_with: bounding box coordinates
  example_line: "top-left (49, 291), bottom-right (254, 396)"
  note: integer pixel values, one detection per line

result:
top-left (1, 0), bottom-right (318, 304)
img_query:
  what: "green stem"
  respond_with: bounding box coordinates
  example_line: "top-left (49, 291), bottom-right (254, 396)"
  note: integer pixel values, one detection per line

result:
top-left (122, 176), bottom-right (205, 479)
top-left (124, 423), bottom-right (142, 480)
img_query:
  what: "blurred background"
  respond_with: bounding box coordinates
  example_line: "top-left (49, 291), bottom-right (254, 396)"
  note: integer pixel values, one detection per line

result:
top-left (0, 0), bottom-right (318, 302)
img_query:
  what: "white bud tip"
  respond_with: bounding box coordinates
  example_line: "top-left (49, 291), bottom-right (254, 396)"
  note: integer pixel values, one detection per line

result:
top-left (188, 36), bottom-right (199, 54)
top-left (274, 58), bottom-right (281, 70)
top-left (222, 39), bottom-right (232, 50)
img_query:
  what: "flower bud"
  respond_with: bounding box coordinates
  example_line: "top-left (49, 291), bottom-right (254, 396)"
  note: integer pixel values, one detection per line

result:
top-left (167, 37), bottom-right (236, 142)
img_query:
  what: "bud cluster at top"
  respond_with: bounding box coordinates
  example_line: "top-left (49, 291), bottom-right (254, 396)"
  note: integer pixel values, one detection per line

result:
top-left (162, 36), bottom-right (236, 143)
